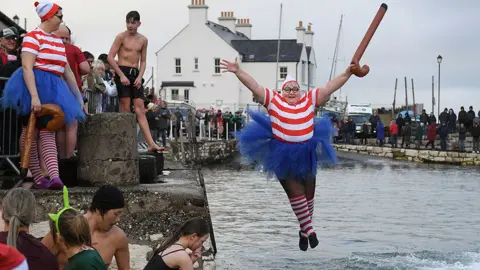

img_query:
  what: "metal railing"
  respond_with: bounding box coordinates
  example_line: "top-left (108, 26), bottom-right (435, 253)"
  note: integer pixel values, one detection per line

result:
top-left (84, 90), bottom-right (120, 114)
top-left (0, 76), bottom-right (22, 175)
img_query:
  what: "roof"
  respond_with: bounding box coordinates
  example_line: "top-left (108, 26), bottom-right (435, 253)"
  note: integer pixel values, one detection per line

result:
top-left (230, 39), bottom-right (303, 62)
top-left (306, 47), bottom-right (312, 59)
top-left (206, 21), bottom-right (249, 44)
top-left (161, 81), bottom-right (195, 88)
top-left (0, 11), bottom-right (26, 34)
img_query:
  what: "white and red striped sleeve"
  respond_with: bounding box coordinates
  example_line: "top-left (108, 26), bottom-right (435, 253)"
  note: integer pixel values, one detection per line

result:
top-left (307, 88), bottom-right (321, 107)
top-left (263, 88), bottom-right (278, 108)
top-left (22, 33), bottom-right (40, 55)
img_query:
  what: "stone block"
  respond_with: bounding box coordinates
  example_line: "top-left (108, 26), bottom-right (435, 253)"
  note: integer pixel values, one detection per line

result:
top-left (385, 153), bottom-right (393, 158)
top-left (78, 113), bottom-right (139, 187)
top-left (433, 157), bottom-right (446, 162)
top-left (405, 149), bottom-right (418, 157)
top-left (438, 151), bottom-right (447, 157)
top-left (78, 159), bottom-right (139, 186)
top-left (447, 152), bottom-right (459, 158)
top-left (429, 151), bottom-right (439, 157)
top-left (382, 148), bottom-right (392, 153)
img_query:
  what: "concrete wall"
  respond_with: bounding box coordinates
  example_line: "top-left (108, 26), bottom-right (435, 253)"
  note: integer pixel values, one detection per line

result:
top-left (359, 133), bottom-right (477, 152)
top-left (334, 144), bottom-right (480, 166)
top-left (170, 140), bottom-right (237, 164)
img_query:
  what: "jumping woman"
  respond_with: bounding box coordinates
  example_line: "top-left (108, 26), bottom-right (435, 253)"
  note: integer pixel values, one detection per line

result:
top-left (221, 58), bottom-right (359, 251)
top-left (144, 217), bottom-right (209, 270)
top-left (1, 1), bottom-right (86, 190)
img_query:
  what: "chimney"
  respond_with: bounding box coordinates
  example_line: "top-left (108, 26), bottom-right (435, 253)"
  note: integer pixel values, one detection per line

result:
top-left (218, 11), bottom-right (237, 33)
top-left (296, 20), bottom-right (305, 44)
top-left (188, 0), bottom-right (208, 26)
top-left (305, 24), bottom-right (314, 47)
top-left (236, 18), bottom-right (252, 39)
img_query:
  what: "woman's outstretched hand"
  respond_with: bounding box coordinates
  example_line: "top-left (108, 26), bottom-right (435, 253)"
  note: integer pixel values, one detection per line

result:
top-left (220, 58), bottom-right (239, 73)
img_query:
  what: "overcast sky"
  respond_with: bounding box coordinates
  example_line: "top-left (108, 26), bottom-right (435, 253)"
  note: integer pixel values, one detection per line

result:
top-left (2, 0), bottom-right (478, 113)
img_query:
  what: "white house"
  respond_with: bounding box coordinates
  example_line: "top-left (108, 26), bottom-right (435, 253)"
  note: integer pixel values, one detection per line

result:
top-left (155, 0), bottom-right (317, 111)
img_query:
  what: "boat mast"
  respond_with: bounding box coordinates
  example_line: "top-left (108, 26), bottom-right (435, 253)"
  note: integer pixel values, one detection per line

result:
top-left (274, 3), bottom-right (283, 92)
top-left (329, 14), bottom-right (343, 98)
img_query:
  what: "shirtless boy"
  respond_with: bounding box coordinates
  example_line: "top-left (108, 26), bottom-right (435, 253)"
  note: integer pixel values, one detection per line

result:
top-left (42, 185), bottom-right (130, 270)
top-left (107, 11), bottom-right (164, 152)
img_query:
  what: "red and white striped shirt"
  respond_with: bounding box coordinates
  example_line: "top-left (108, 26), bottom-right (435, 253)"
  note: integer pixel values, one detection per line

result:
top-left (263, 88), bottom-right (320, 143)
top-left (22, 27), bottom-right (67, 76)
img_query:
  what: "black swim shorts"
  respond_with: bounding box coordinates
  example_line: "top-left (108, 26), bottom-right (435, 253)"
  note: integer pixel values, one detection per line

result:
top-left (114, 66), bottom-right (145, 100)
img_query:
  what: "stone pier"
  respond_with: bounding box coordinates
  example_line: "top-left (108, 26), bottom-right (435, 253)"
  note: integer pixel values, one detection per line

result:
top-left (334, 144), bottom-right (480, 165)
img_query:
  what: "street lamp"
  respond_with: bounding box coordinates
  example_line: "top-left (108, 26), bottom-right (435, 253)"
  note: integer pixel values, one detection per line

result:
top-left (437, 55), bottom-right (442, 120)
top-left (12, 15), bottom-right (19, 25)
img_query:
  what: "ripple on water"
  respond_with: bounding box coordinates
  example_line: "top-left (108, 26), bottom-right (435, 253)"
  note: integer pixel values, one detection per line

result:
top-left (203, 160), bottom-right (480, 269)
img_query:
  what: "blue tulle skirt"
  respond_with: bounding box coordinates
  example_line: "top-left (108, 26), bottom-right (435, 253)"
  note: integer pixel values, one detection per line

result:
top-left (235, 111), bottom-right (337, 181)
top-left (1, 68), bottom-right (85, 125)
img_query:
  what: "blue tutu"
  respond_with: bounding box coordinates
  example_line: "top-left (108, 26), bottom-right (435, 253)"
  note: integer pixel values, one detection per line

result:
top-left (235, 111), bottom-right (337, 181)
top-left (1, 68), bottom-right (85, 125)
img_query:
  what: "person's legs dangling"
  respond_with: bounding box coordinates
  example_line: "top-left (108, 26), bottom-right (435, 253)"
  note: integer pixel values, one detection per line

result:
top-left (39, 130), bottom-right (63, 190)
top-left (20, 127), bottom-right (49, 188)
top-left (280, 179), bottom-right (317, 251)
top-left (303, 176), bottom-right (319, 248)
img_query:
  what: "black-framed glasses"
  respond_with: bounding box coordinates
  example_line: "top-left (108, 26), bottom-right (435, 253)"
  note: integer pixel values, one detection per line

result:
top-left (283, 87), bottom-right (299, 93)
top-left (55, 14), bottom-right (63, 21)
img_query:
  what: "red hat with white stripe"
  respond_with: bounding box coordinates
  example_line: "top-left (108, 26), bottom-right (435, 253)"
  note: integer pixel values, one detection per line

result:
top-left (34, 1), bottom-right (60, 22)
top-left (0, 243), bottom-right (28, 270)
top-left (282, 74), bottom-right (297, 90)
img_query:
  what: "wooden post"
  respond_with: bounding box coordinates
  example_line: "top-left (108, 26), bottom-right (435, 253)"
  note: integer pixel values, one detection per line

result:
top-left (404, 77), bottom-right (408, 114)
top-left (411, 78), bottom-right (416, 120)
top-left (392, 78), bottom-right (398, 119)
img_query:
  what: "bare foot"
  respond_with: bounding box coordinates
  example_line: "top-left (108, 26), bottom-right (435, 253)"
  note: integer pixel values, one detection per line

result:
top-left (148, 144), bottom-right (168, 152)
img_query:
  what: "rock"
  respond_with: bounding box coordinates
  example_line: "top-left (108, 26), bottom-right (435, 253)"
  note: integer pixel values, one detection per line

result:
top-left (447, 152), bottom-right (459, 158)
top-left (149, 233), bottom-right (164, 242)
top-left (438, 151), bottom-right (447, 157)
top-left (433, 157), bottom-right (445, 162)
top-left (77, 113), bottom-right (139, 186)
top-left (385, 153), bottom-right (393, 158)
top-left (429, 151), bottom-right (439, 157)
top-left (382, 148), bottom-right (392, 153)
top-left (373, 147), bottom-right (383, 153)
top-left (405, 149), bottom-right (418, 157)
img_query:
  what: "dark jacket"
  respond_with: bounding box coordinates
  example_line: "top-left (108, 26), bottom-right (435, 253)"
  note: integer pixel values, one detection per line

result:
top-left (420, 113), bottom-right (429, 124)
top-left (459, 126), bottom-right (467, 140)
top-left (448, 112), bottom-right (457, 128)
top-left (157, 107), bottom-right (171, 129)
top-left (471, 124), bottom-right (480, 138)
top-left (458, 110), bottom-right (467, 124)
top-left (467, 110), bottom-right (476, 121)
top-left (439, 124), bottom-right (449, 139)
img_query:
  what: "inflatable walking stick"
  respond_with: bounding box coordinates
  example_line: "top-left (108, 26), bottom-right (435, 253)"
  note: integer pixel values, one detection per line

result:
top-left (20, 104), bottom-right (65, 178)
top-left (350, 3), bottom-right (388, 78)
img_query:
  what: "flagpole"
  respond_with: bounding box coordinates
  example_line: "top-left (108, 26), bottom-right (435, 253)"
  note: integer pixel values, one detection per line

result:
top-left (275, 3), bottom-right (283, 92)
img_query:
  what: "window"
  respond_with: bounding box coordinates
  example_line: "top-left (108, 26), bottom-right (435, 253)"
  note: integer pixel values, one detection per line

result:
top-left (279, 66), bottom-right (288, 79)
top-left (301, 61), bottom-right (306, 83)
top-left (175, 58), bottom-right (181, 74)
top-left (171, 89), bottom-right (179, 100)
top-left (194, 58), bottom-right (198, 70)
top-left (214, 58), bottom-right (221, 74)
top-left (184, 89), bottom-right (190, 102)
